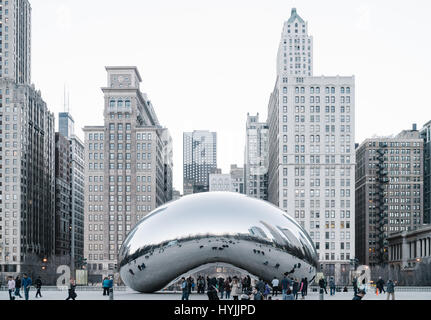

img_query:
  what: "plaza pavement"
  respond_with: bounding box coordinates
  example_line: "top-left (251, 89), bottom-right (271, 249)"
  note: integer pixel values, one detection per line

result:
top-left (1, 288), bottom-right (430, 300)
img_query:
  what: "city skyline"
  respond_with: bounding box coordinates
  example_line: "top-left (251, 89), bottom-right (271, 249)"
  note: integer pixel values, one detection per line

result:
top-left (29, 0), bottom-right (431, 194)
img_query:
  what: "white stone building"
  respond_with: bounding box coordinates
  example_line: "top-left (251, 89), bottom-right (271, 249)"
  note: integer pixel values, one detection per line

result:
top-left (267, 8), bottom-right (356, 283)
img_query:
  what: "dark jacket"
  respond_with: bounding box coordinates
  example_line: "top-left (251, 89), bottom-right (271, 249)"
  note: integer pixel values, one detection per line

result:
top-left (376, 279), bottom-right (385, 288)
top-left (386, 281), bottom-right (395, 293)
top-left (352, 294), bottom-right (363, 301)
top-left (281, 278), bottom-right (291, 290)
top-left (15, 278), bottom-right (22, 288)
top-left (256, 280), bottom-right (265, 293)
top-left (319, 278), bottom-right (325, 288)
top-left (35, 278), bottom-right (42, 289)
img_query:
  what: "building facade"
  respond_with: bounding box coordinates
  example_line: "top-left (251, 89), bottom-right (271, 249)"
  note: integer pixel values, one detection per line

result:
top-left (55, 133), bottom-right (72, 258)
top-left (244, 114), bottom-right (268, 200)
top-left (230, 165), bottom-right (245, 194)
top-left (0, 81), bottom-right (55, 274)
top-left (355, 127), bottom-right (424, 266)
top-left (183, 131), bottom-right (217, 195)
top-left (57, 112), bottom-right (85, 271)
top-left (0, 0), bottom-right (31, 84)
top-left (83, 66), bottom-right (172, 279)
top-left (420, 121), bottom-right (431, 225)
top-left (267, 8), bottom-right (355, 283)
top-left (209, 174), bottom-right (232, 192)
top-left (387, 225), bottom-right (431, 270)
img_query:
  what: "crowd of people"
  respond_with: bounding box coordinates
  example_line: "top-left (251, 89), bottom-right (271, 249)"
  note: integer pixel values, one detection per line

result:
top-left (180, 274), bottom-right (310, 300)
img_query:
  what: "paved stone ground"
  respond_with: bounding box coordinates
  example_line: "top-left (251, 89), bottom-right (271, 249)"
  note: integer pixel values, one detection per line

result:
top-left (1, 288), bottom-right (430, 300)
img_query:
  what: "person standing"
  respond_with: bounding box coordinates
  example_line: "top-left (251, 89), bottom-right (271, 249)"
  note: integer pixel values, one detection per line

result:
top-left (224, 278), bottom-right (232, 300)
top-left (102, 277), bottom-right (110, 296)
top-left (14, 276), bottom-right (22, 298)
top-left (299, 278), bottom-right (305, 300)
top-left (376, 277), bottom-right (385, 294)
top-left (264, 282), bottom-right (271, 300)
top-left (280, 275), bottom-right (291, 300)
top-left (256, 278), bottom-right (265, 295)
top-left (292, 278), bottom-right (299, 300)
top-left (329, 277), bottom-right (336, 296)
top-left (386, 279), bottom-right (395, 300)
top-left (318, 277), bottom-right (326, 295)
top-left (22, 274), bottom-right (32, 301)
top-left (231, 278), bottom-right (241, 301)
top-left (271, 277), bottom-right (279, 297)
top-left (66, 278), bottom-right (77, 300)
top-left (187, 277), bottom-right (193, 299)
top-left (7, 276), bottom-right (15, 300)
top-left (218, 277), bottom-right (225, 299)
top-left (303, 277), bottom-right (308, 296)
top-left (352, 276), bottom-right (358, 295)
top-left (181, 277), bottom-right (188, 300)
top-left (35, 276), bottom-right (43, 298)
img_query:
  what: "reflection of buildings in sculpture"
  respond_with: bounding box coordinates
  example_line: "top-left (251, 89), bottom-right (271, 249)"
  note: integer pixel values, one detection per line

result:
top-left (183, 131), bottom-right (217, 195)
top-left (355, 125), bottom-right (424, 267)
top-left (266, 8), bottom-right (355, 283)
top-left (245, 113), bottom-right (268, 200)
top-left (209, 165), bottom-right (245, 194)
top-left (387, 225), bottom-right (431, 271)
top-left (83, 66), bottom-right (172, 278)
top-left (248, 227), bottom-right (269, 239)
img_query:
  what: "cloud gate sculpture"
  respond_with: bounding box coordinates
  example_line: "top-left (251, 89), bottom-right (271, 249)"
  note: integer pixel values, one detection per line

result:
top-left (119, 192), bottom-right (318, 293)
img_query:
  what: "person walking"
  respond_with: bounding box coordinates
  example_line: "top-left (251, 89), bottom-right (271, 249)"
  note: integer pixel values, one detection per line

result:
top-left (7, 276), bottom-right (15, 300)
top-left (264, 282), bottom-right (271, 300)
top-left (386, 279), bottom-right (395, 300)
top-left (224, 278), bottom-right (232, 300)
top-left (35, 276), bottom-right (43, 298)
top-left (329, 277), bottom-right (336, 296)
top-left (376, 277), bottom-right (386, 294)
top-left (231, 277), bottom-right (241, 301)
top-left (271, 277), bottom-right (279, 297)
top-left (102, 277), bottom-right (110, 296)
top-left (22, 274), bottom-right (32, 301)
top-left (14, 276), bottom-right (22, 298)
top-left (66, 278), bottom-right (77, 300)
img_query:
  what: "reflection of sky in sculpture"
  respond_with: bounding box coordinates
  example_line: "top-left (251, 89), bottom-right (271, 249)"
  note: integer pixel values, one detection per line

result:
top-left (119, 192), bottom-right (318, 293)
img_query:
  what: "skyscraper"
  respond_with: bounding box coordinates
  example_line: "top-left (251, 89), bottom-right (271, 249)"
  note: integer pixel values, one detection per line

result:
top-left (355, 126), bottom-right (424, 266)
top-left (56, 111), bottom-right (85, 271)
top-left (83, 66), bottom-right (172, 280)
top-left (0, 0), bottom-right (56, 276)
top-left (0, 0), bottom-right (31, 84)
top-left (244, 113), bottom-right (268, 200)
top-left (267, 8), bottom-right (355, 283)
top-left (183, 131), bottom-right (217, 195)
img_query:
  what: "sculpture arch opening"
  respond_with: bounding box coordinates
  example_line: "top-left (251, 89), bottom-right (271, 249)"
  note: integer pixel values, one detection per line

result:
top-left (119, 192), bottom-right (318, 293)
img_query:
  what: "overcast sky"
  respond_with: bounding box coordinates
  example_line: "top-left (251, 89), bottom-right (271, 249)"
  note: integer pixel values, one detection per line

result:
top-left (31, 0), bottom-right (431, 194)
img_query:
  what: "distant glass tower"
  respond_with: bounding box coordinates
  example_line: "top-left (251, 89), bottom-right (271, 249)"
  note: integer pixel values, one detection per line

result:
top-left (421, 121), bottom-right (431, 224)
top-left (59, 112), bottom-right (75, 138)
top-left (183, 131), bottom-right (217, 195)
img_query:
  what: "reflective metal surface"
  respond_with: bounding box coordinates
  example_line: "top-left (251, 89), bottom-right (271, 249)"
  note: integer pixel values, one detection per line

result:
top-left (119, 192), bottom-right (318, 293)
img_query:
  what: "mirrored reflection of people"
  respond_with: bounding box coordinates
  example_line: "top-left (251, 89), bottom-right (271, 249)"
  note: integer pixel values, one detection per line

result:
top-left (66, 278), bottom-right (77, 300)
top-left (231, 277), bottom-right (241, 300)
